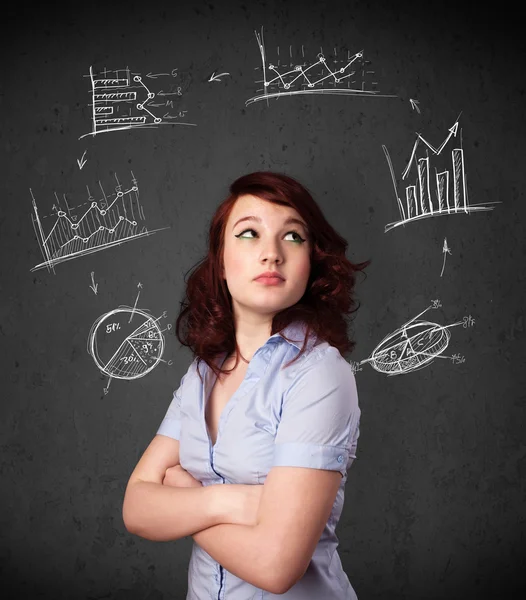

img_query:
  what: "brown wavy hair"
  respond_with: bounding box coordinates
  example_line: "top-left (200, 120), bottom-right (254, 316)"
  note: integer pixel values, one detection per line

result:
top-left (175, 171), bottom-right (370, 381)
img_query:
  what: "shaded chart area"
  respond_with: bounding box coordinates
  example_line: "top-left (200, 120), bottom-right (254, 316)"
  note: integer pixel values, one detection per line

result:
top-left (246, 26), bottom-right (397, 106)
top-left (382, 118), bottom-right (500, 232)
top-left (87, 307), bottom-right (168, 394)
top-left (30, 172), bottom-right (168, 274)
top-left (352, 300), bottom-right (475, 376)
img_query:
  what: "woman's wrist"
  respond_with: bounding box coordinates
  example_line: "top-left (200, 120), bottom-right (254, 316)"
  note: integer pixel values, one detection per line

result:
top-left (208, 483), bottom-right (250, 526)
top-left (208, 483), bottom-right (233, 524)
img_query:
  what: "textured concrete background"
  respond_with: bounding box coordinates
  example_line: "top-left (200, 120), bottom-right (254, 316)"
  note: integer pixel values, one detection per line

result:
top-left (1, 0), bottom-right (524, 598)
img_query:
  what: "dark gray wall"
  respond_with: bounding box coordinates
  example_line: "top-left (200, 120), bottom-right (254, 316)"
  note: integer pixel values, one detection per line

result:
top-left (1, 1), bottom-right (524, 599)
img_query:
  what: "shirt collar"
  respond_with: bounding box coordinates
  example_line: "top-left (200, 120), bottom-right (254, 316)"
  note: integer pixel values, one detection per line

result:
top-left (208, 320), bottom-right (318, 372)
top-left (268, 320), bottom-right (318, 352)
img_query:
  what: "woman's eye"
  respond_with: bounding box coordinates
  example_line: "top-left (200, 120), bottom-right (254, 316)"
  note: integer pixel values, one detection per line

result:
top-left (237, 229), bottom-right (257, 238)
top-left (284, 231), bottom-right (305, 243)
top-left (236, 229), bottom-right (305, 243)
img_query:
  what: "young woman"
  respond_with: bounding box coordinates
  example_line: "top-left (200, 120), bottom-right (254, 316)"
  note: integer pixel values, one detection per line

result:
top-left (123, 171), bottom-right (369, 598)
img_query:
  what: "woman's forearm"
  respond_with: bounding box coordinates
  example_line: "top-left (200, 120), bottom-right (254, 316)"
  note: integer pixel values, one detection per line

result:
top-left (123, 481), bottom-right (222, 541)
top-left (189, 484), bottom-right (280, 592)
top-left (192, 523), bottom-right (278, 593)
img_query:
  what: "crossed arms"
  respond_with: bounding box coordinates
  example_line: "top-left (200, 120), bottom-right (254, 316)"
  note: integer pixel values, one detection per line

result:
top-left (122, 434), bottom-right (342, 594)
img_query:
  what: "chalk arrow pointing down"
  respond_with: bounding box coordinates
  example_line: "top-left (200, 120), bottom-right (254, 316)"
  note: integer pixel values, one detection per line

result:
top-left (89, 271), bottom-right (98, 295)
top-left (77, 149), bottom-right (88, 170)
top-left (409, 99), bottom-right (421, 114)
top-left (208, 71), bottom-right (230, 82)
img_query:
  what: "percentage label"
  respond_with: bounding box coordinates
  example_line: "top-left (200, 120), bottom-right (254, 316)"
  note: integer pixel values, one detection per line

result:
top-left (349, 360), bottom-right (363, 374)
top-left (120, 355), bottom-right (139, 364)
top-left (462, 315), bottom-right (475, 328)
top-left (452, 353), bottom-right (466, 364)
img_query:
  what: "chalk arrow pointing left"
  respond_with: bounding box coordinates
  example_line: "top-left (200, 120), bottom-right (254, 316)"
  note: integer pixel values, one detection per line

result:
top-left (208, 71), bottom-right (230, 82)
top-left (77, 149), bottom-right (88, 170)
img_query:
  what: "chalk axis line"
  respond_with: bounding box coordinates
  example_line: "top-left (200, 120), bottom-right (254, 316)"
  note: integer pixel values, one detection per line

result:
top-left (246, 27), bottom-right (397, 106)
top-left (30, 173), bottom-right (169, 274)
top-left (383, 117), bottom-right (501, 232)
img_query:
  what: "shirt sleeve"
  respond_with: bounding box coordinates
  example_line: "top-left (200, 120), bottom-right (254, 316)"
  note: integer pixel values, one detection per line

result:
top-left (272, 347), bottom-right (361, 477)
top-left (156, 360), bottom-right (195, 440)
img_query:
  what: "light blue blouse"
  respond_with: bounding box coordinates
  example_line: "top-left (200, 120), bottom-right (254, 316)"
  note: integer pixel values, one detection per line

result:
top-left (157, 320), bottom-right (361, 599)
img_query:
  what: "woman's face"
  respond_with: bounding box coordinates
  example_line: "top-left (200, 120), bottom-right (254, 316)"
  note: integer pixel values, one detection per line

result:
top-left (222, 194), bottom-right (311, 321)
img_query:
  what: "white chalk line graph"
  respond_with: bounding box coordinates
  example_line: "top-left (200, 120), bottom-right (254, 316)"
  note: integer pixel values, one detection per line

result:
top-left (246, 27), bottom-right (397, 106)
top-left (79, 66), bottom-right (196, 139)
top-left (30, 172), bottom-right (169, 273)
top-left (350, 300), bottom-right (474, 376)
top-left (382, 116), bottom-right (501, 232)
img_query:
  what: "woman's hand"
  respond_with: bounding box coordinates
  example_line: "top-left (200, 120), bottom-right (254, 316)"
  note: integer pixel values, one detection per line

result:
top-left (162, 465), bottom-right (265, 527)
top-left (162, 464), bottom-right (203, 488)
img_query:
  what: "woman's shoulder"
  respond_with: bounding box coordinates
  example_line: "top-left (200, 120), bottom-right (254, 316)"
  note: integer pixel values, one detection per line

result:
top-left (281, 342), bottom-right (360, 412)
top-left (290, 340), bottom-right (353, 379)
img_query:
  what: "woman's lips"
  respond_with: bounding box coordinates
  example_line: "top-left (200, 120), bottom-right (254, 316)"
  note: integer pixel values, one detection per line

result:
top-left (254, 277), bottom-right (285, 285)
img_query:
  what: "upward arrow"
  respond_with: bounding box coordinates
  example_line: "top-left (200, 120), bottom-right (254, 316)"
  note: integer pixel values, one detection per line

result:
top-left (409, 98), bottom-right (421, 113)
top-left (402, 120), bottom-right (460, 180)
top-left (440, 238), bottom-right (452, 278)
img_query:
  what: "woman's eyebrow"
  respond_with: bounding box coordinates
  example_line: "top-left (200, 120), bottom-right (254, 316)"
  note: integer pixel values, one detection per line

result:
top-left (232, 215), bottom-right (309, 231)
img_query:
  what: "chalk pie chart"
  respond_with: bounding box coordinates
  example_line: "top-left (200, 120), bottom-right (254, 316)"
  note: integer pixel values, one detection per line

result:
top-left (368, 320), bottom-right (451, 375)
top-left (88, 308), bottom-right (165, 380)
